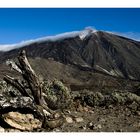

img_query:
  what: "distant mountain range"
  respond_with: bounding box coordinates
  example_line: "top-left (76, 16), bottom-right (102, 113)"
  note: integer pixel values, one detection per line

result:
top-left (0, 28), bottom-right (140, 90)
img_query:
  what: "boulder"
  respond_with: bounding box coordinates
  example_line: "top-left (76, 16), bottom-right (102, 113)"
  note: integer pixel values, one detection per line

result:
top-left (74, 117), bottom-right (84, 123)
top-left (0, 126), bottom-right (5, 132)
top-left (65, 116), bottom-right (73, 123)
top-left (2, 112), bottom-right (42, 131)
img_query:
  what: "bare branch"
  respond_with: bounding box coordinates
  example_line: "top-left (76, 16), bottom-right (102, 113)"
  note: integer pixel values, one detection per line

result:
top-left (4, 75), bottom-right (30, 97)
top-left (6, 60), bottom-right (22, 73)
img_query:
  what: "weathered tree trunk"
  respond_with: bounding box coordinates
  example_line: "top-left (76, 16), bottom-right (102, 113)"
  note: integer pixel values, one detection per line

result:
top-left (3, 50), bottom-right (51, 119)
top-left (17, 50), bottom-right (43, 105)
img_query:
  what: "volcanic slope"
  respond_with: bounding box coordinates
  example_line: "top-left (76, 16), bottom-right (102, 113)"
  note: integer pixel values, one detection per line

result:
top-left (0, 29), bottom-right (140, 90)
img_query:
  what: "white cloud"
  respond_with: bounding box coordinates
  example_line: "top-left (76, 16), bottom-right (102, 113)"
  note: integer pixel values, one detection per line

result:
top-left (84, 26), bottom-right (97, 32)
top-left (0, 27), bottom-right (97, 52)
top-left (0, 30), bottom-right (82, 52)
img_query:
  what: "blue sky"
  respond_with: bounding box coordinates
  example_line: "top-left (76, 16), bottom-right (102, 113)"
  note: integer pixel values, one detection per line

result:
top-left (0, 8), bottom-right (140, 44)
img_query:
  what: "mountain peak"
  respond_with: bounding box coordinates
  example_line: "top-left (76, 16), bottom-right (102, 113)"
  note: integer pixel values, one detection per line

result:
top-left (0, 28), bottom-right (140, 81)
top-left (79, 27), bottom-right (97, 40)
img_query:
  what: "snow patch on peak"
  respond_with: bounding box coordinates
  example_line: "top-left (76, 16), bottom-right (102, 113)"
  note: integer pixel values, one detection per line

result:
top-left (79, 27), bottom-right (97, 40)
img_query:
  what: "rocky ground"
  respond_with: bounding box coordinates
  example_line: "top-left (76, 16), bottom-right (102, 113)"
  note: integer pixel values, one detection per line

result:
top-left (53, 105), bottom-right (140, 132)
top-left (1, 103), bottom-right (140, 132)
top-left (50, 90), bottom-right (140, 132)
top-left (0, 50), bottom-right (140, 133)
top-left (0, 80), bottom-right (140, 132)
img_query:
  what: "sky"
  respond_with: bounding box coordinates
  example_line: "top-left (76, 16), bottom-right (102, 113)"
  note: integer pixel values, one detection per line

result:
top-left (0, 8), bottom-right (140, 44)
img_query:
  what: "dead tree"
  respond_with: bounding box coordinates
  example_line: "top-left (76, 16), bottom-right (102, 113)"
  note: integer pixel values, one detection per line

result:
top-left (0, 50), bottom-right (70, 128)
top-left (17, 50), bottom-right (43, 105)
top-left (3, 50), bottom-right (54, 123)
top-left (5, 50), bottom-right (43, 105)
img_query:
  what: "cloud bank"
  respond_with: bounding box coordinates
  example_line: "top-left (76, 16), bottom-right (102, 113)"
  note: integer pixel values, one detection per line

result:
top-left (0, 27), bottom-right (97, 52)
top-left (0, 31), bottom-right (81, 52)
top-left (0, 27), bottom-right (139, 52)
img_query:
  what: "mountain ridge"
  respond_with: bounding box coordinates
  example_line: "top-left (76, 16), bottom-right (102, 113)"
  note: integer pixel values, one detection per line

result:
top-left (0, 29), bottom-right (140, 82)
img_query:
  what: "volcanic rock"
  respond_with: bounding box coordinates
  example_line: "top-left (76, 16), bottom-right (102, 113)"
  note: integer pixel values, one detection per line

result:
top-left (2, 112), bottom-right (42, 131)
